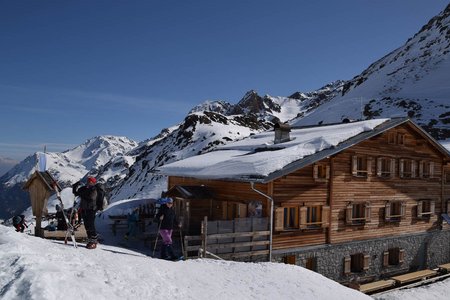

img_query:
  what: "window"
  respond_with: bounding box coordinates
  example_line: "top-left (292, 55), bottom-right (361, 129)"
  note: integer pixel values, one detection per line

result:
top-left (344, 253), bottom-right (370, 274)
top-left (417, 199), bottom-right (435, 219)
top-left (445, 172), bottom-right (450, 184)
top-left (313, 164), bottom-right (330, 182)
top-left (399, 159), bottom-right (416, 178)
top-left (352, 155), bottom-right (372, 177)
top-left (274, 205), bottom-right (330, 231)
top-left (346, 202), bottom-right (371, 225)
top-left (377, 157), bottom-right (395, 178)
top-left (419, 161), bottom-right (434, 178)
top-left (387, 132), bottom-right (405, 145)
top-left (383, 248), bottom-right (405, 267)
top-left (283, 206), bottom-right (299, 229)
top-left (447, 199), bottom-right (450, 215)
top-left (305, 257), bottom-right (317, 271)
top-left (284, 255), bottom-right (296, 265)
top-left (385, 201), bottom-right (406, 222)
top-left (225, 202), bottom-right (247, 220)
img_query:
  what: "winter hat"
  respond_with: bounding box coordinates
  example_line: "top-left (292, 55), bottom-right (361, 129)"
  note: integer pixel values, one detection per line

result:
top-left (167, 197), bottom-right (173, 203)
top-left (87, 177), bottom-right (97, 184)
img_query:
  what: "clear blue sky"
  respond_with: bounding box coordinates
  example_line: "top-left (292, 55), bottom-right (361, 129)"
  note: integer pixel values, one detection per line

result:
top-left (0, 0), bottom-right (448, 161)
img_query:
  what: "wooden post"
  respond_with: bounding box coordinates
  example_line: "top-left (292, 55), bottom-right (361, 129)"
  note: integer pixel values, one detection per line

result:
top-left (201, 216), bottom-right (208, 258)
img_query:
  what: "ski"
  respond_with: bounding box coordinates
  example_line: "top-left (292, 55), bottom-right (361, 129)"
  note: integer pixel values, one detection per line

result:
top-left (53, 183), bottom-right (78, 248)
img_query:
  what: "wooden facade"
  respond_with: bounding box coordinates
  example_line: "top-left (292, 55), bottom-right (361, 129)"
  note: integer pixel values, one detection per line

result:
top-left (165, 120), bottom-right (450, 280)
top-left (23, 171), bottom-right (61, 237)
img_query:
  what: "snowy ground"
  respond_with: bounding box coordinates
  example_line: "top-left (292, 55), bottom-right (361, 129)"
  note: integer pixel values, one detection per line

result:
top-left (2, 195), bottom-right (449, 300)
top-left (0, 224), bottom-right (370, 300)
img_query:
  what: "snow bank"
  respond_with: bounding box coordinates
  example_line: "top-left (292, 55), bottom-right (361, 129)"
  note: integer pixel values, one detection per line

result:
top-left (0, 225), bottom-right (370, 300)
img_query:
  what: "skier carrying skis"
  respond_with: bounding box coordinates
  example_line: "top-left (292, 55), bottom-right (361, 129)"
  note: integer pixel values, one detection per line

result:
top-left (155, 197), bottom-right (181, 260)
top-left (12, 215), bottom-right (28, 233)
top-left (72, 176), bottom-right (99, 249)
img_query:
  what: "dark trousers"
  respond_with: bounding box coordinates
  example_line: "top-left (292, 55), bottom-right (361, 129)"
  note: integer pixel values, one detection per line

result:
top-left (81, 209), bottom-right (97, 241)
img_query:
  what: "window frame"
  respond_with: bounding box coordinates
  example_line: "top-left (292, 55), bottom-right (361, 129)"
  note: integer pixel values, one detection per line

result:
top-left (385, 201), bottom-right (406, 222)
top-left (344, 253), bottom-right (370, 274)
top-left (419, 160), bottom-right (434, 178)
top-left (275, 205), bottom-right (330, 231)
top-left (377, 157), bottom-right (395, 178)
top-left (383, 248), bottom-right (405, 267)
top-left (352, 155), bottom-right (372, 178)
top-left (346, 202), bottom-right (371, 225)
top-left (399, 159), bottom-right (416, 178)
top-left (313, 163), bottom-right (330, 182)
top-left (417, 199), bottom-right (435, 219)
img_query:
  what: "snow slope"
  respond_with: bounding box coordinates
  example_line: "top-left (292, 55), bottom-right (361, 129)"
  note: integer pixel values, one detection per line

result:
top-left (0, 224), bottom-right (371, 300)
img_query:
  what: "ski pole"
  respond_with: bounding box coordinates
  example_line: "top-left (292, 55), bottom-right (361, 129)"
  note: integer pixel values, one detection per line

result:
top-left (152, 219), bottom-right (162, 257)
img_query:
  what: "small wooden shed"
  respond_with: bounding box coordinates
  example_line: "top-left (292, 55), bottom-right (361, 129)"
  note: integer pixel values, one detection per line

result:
top-left (23, 171), bottom-right (61, 237)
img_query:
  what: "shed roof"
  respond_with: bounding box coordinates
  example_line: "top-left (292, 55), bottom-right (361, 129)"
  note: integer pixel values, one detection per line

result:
top-left (165, 185), bottom-right (213, 199)
top-left (158, 118), bottom-right (450, 183)
top-left (23, 171), bottom-right (62, 192)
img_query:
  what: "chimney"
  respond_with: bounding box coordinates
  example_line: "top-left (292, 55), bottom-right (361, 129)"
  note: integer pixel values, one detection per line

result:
top-left (274, 123), bottom-right (291, 144)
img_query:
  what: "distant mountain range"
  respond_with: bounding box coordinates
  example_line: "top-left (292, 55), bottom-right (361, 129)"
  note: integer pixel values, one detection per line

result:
top-left (0, 157), bottom-right (18, 178)
top-left (1, 4), bottom-right (450, 220)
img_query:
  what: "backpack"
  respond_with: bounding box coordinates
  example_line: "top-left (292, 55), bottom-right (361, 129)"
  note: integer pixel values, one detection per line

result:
top-left (12, 215), bottom-right (22, 226)
top-left (95, 183), bottom-right (108, 211)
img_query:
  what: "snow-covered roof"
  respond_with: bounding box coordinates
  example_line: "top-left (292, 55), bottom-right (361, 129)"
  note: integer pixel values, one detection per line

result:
top-left (159, 118), bottom-right (434, 183)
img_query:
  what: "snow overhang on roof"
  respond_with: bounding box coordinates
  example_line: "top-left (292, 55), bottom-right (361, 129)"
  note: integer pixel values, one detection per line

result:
top-left (158, 118), bottom-right (448, 183)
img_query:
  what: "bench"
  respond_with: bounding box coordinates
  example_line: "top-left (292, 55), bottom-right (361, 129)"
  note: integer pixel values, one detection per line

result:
top-left (438, 263), bottom-right (450, 273)
top-left (43, 224), bottom-right (87, 241)
top-left (391, 269), bottom-right (437, 285)
top-left (358, 279), bottom-right (396, 294)
top-left (109, 215), bottom-right (154, 236)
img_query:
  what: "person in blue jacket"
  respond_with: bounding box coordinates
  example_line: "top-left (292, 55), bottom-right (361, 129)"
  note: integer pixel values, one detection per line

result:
top-left (124, 207), bottom-right (140, 239)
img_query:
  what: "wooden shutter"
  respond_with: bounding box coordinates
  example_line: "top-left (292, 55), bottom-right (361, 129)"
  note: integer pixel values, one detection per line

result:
top-left (363, 254), bottom-right (370, 271)
top-left (274, 207), bottom-right (285, 231)
top-left (417, 201), bottom-right (423, 217)
top-left (377, 158), bottom-right (382, 177)
top-left (429, 161), bottom-right (434, 178)
top-left (367, 157), bottom-right (372, 176)
top-left (401, 202), bottom-right (406, 217)
top-left (299, 206), bottom-right (307, 229)
top-left (322, 206), bottom-right (330, 228)
top-left (385, 202), bottom-right (391, 220)
top-left (383, 251), bottom-right (389, 267)
top-left (326, 165), bottom-right (330, 179)
top-left (430, 200), bottom-right (435, 214)
top-left (344, 257), bottom-right (351, 275)
top-left (346, 203), bottom-right (353, 224)
top-left (399, 249), bottom-right (405, 264)
top-left (365, 202), bottom-right (371, 223)
top-left (390, 158), bottom-right (396, 177)
top-left (411, 160), bottom-right (417, 178)
top-left (313, 164), bottom-right (318, 179)
top-left (352, 156), bottom-right (358, 176)
top-left (399, 159), bottom-right (404, 178)
top-left (419, 161), bottom-right (424, 178)
top-left (447, 200), bottom-right (450, 214)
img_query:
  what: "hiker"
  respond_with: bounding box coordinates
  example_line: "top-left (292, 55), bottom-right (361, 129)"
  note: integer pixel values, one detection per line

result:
top-left (72, 176), bottom-right (100, 249)
top-left (55, 204), bottom-right (68, 231)
top-left (12, 215), bottom-right (28, 233)
top-left (124, 207), bottom-right (140, 239)
top-left (155, 198), bottom-right (181, 260)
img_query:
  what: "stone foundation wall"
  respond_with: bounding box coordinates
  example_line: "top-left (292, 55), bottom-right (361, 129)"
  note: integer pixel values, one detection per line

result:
top-left (272, 229), bottom-right (450, 283)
